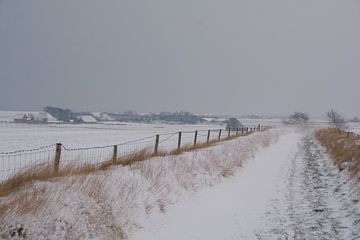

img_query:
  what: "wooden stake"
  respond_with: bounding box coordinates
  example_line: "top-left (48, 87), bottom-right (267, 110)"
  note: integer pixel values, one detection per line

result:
top-left (54, 143), bottom-right (62, 175)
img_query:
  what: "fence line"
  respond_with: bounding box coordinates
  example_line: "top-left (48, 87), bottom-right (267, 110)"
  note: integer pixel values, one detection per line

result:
top-left (334, 128), bottom-right (360, 138)
top-left (0, 125), bottom-right (271, 182)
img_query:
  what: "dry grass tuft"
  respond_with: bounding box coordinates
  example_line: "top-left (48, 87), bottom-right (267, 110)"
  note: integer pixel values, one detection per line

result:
top-left (169, 140), bottom-right (216, 155)
top-left (0, 186), bottom-right (49, 217)
top-left (0, 165), bottom-right (54, 198)
top-left (315, 128), bottom-right (360, 179)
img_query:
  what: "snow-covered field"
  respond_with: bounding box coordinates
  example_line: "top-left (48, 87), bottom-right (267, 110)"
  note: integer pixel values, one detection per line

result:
top-left (348, 122), bottom-right (360, 134)
top-left (0, 111), bottom-right (280, 153)
top-left (0, 111), bottom-right (279, 182)
top-left (0, 122), bottom-right (221, 181)
top-left (0, 122), bottom-right (217, 153)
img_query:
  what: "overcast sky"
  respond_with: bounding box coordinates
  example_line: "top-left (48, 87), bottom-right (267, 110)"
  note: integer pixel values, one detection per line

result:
top-left (0, 0), bottom-right (359, 117)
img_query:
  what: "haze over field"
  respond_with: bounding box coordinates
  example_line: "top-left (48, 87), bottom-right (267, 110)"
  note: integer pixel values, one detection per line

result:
top-left (0, 0), bottom-right (360, 116)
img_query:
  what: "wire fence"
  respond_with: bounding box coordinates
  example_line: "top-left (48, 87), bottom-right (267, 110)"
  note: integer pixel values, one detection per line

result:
top-left (333, 128), bottom-right (360, 138)
top-left (0, 125), bottom-right (271, 182)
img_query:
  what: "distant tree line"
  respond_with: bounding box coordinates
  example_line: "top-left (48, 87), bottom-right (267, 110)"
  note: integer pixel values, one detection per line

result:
top-left (44, 106), bottom-right (205, 124)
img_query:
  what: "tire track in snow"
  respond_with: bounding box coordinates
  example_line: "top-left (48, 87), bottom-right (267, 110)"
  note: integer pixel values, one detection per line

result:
top-left (255, 135), bottom-right (360, 239)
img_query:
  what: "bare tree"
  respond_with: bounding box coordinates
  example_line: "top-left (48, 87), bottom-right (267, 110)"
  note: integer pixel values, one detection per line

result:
top-left (327, 109), bottom-right (346, 128)
top-left (283, 112), bottom-right (309, 125)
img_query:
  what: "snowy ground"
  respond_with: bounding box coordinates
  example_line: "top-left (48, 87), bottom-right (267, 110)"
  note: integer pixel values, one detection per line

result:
top-left (0, 111), bottom-right (280, 152)
top-left (0, 122), bottom-right (221, 181)
top-left (348, 122), bottom-right (360, 134)
top-left (131, 129), bottom-right (360, 240)
top-left (0, 127), bottom-right (282, 239)
top-left (0, 115), bottom-right (276, 181)
top-left (0, 122), bottom-right (220, 153)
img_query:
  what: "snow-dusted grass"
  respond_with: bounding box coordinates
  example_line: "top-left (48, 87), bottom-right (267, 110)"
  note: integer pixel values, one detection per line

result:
top-left (315, 128), bottom-right (360, 181)
top-left (0, 128), bottom-right (283, 239)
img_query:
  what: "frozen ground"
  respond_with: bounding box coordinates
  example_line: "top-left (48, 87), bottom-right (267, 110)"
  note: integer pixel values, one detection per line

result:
top-left (131, 130), bottom-right (360, 240)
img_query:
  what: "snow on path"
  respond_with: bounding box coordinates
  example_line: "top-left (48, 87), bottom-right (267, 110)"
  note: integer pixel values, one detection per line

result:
top-left (131, 131), bottom-right (303, 240)
top-left (258, 135), bottom-right (360, 239)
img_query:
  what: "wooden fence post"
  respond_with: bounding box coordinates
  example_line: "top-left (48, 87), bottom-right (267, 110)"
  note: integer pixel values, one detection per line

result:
top-left (178, 131), bottom-right (182, 150)
top-left (194, 130), bottom-right (198, 146)
top-left (246, 127), bottom-right (249, 133)
top-left (228, 128), bottom-right (231, 137)
top-left (241, 128), bottom-right (244, 135)
top-left (54, 143), bottom-right (62, 175)
top-left (258, 124), bottom-right (261, 131)
top-left (218, 129), bottom-right (222, 141)
top-left (154, 135), bottom-right (159, 155)
top-left (236, 128), bottom-right (239, 135)
top-left (207, 130), bottom-right (211, 143)
top-left (112, 145), bottom-right (118, 163)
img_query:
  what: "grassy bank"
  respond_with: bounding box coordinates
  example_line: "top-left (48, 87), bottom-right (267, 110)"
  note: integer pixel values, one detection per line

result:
top-left (315, 128), bottom-right (360, 180)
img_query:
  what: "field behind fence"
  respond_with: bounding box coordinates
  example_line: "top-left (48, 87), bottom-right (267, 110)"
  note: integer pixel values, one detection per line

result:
top-left (0, 125), bottom-right (270, 182)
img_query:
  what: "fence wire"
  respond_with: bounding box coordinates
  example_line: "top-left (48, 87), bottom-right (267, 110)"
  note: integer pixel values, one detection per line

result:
top-left (0, 145), bottom-right (55, 181)
top-left (0, 126), bottom-right (269, 182)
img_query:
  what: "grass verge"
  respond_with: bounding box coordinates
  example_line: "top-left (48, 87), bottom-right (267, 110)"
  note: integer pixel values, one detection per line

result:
top-left (315, 128), bottom-right (360, 180)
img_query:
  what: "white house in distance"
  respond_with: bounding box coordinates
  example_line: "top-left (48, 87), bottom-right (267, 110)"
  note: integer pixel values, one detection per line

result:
top-left (78, 115), bottom-right (98, 123)
top-left (13, 112), bottom-right (59, 124)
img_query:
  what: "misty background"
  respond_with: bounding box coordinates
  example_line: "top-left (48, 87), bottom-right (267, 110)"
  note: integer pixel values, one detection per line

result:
top-left (0, 0), bottom-right (359, 117)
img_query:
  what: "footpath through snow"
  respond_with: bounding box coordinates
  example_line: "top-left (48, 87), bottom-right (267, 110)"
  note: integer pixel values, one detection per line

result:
top-left (131, 130), bottom-right (360, 240)
top-left (132, 131), bottom-right (301, 239)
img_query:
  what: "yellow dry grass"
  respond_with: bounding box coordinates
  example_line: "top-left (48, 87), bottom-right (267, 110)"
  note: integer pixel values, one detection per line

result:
top-left (315, 128), bottom-right (360, 180)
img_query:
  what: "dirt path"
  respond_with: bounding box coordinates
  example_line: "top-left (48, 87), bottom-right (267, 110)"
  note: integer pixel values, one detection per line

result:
top-left (131, 130), bottom-right (360, 240)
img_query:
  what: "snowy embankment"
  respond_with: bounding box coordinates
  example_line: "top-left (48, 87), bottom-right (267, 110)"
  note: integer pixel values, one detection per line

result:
top-left (0, 128), bottom-right (284, 239)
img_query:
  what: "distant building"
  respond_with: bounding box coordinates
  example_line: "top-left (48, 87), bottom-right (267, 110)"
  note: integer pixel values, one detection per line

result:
top-left (78, 115), bottom-right (98, 123)
top-left (14, 113), bottom-right (48, 124)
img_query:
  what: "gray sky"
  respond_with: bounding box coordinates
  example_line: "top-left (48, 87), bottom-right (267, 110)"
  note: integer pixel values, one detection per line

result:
top-left (0, 0), bottom-right (359, 117)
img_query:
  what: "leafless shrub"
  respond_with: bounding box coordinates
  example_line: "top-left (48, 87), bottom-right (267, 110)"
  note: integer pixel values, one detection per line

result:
top-left (327, 109), bottom-right (346, 129)
top-left (283, 112), bottom-right (309, 125)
